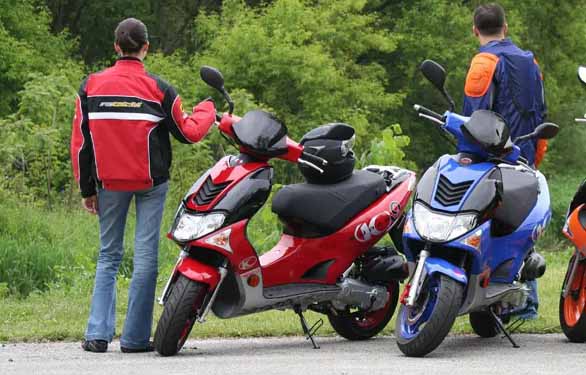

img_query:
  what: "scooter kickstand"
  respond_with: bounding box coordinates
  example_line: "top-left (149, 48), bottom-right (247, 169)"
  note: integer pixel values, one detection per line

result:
top-left (294, 306), bottom-right (322, 349)
top-left (507, 317), bottom-right (527, 335)
top-left (489, 309), bottom-right (520, 348)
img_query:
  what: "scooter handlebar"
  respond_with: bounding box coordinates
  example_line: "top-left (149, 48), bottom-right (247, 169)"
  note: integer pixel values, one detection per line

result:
top-left (301, 151), bottom-right (328, 167)
top-left (414, 104), bottom-right (444, 123)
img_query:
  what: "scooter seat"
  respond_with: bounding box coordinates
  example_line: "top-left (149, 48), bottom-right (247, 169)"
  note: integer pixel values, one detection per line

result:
top-left (272, 170), bottom-right (387, 237)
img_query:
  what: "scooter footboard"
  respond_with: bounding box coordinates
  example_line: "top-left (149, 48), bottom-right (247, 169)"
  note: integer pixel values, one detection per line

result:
top-left (424, 257), bottom-right (468, 285)
top-left (177, 257), bottom-right (221, 288)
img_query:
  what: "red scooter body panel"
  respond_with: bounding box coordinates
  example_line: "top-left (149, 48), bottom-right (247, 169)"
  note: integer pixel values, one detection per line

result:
top-left (185, 156), bottom-right (269, 211)
top-left (189, 220), bottom-right (260, 273)
top-left (259, 176), bottom-right (414, 286)
top-left (177, 257), bottom-right (221, 288)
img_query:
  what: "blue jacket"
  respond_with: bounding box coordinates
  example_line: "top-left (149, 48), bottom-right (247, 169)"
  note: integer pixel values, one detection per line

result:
top-left (463, 38), bottom-right (546, 165)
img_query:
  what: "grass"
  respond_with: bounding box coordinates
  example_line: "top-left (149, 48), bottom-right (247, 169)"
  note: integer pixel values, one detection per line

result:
top-left (0, 246), bottom-right (574, 342)
top-left (0, 172), bottom-right (582, 342)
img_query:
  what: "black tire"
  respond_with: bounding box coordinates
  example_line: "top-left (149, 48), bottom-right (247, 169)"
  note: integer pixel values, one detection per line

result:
top-left (328, 281), bottom-right (399, 340)
top-left (559, 256), bottom-right (586, 342)
top-left (396, 275), bottom-right (464, 357)
top-left (154, 275), bottom-right (208, 356)
top-left (469, 311), bottom-right (499, 338)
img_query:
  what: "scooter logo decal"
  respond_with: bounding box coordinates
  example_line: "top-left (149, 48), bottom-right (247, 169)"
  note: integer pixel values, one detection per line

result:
top-left (239, 256), bottom-right (258, 271)
top-left (355, 210), bottom-right (396, 243)
top-left (531, 214), bottom-right (551, 242)
top-left (370, 212), bottom-right (392, 236)
top-left (355, 222), bottom-right (373, 242)
top-left (389, 201), bottom-right (402, 218)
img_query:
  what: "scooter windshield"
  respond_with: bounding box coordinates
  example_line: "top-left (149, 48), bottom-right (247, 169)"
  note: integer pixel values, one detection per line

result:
top-left (461, 110), bottom-right (514, 156)
top-left (232, 110), bottom-right (289, 157)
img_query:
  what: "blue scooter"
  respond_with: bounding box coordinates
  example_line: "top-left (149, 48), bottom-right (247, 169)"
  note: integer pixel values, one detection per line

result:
top-left (395, 60), bottom-right (559, 357)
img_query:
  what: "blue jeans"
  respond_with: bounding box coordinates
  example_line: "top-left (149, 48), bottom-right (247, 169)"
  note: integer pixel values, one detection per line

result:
top-left (85, 182), bottom-right (168, 348)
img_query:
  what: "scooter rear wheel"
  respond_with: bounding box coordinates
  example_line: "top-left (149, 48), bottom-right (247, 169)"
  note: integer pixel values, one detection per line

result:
top-left (559, 256), bottom-right (586, 342)
top-left (327, 281), bottom-right (399, 340)
top-left (469, 311), bottom-right (499, 338)
top-left (154, 275), bottom-right (208, 356)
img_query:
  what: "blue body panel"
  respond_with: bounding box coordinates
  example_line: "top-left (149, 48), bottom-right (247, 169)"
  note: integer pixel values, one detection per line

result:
top-left (429, 155), bottom-right (495, 213)
top-left (424, 257), bottom-right (468, 284)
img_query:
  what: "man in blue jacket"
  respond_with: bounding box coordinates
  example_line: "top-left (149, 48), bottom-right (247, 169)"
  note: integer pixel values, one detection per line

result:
top-left (463, 3), bottom-right (547, 167)
top-left (463, 3), bottom-right (547, 319)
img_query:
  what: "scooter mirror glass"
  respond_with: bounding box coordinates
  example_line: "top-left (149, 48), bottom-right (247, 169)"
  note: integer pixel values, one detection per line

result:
top-left (533, 122), bottom-right (559, 140)
top-left (200, 66), bottom-right (225, 91)
top-left (420, 60), bottom-right (447, 91)
top-left (578, 66), bottom-right (586, 85)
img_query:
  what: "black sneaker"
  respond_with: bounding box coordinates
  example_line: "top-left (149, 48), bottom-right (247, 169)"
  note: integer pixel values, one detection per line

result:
top-left (81, 339), bottom-right (108, 353)
top-left (121, 341), bottom-right (155, 353)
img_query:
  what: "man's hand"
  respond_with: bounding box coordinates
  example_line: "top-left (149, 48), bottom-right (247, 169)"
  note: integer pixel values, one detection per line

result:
top-left (82, 195), bottom-right (98, 215)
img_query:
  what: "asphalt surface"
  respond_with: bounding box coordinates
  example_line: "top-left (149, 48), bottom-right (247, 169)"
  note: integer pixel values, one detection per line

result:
top-left (1, 334), bottom-right (584, 375)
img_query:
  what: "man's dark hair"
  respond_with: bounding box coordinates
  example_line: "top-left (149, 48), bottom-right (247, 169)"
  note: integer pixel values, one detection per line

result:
top-left (115, 18), bottom-right (148, 54)
top-left (474, 3), bottom-right (506, 36)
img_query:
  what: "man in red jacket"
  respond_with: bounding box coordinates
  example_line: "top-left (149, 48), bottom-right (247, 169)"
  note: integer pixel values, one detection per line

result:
top-left (70, 18), bottom-right (216, 353)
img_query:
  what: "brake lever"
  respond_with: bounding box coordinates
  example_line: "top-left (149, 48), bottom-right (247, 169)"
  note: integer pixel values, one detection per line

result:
top-left (298, 158), bottom-right (324, 174)
top-left (418, 113), bottom-right (445, 126)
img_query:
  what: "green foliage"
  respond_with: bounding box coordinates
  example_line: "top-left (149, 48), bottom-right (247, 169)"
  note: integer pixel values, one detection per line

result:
top-left (0, 69), bottom-right (83, 204)
top-left (195, 0), bottom-right (403, 145)
top-left (1, 0), bottom-right (585, 303)
top-left (359, 125), bottom-right (415, 170)
top-left (0, 0), bottom-right (76, 115)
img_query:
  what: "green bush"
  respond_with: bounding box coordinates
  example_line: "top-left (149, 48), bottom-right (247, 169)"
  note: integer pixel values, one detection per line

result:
top-left (0, 198), bottom-right (96, 295)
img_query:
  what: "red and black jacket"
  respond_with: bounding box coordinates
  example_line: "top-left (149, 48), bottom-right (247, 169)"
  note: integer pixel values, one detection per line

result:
top-left (70, 57), bottom-right (216, 197)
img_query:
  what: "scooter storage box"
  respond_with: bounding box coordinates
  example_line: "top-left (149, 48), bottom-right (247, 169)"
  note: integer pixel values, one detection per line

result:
top-left (298, 123), bottom-right (356, 184)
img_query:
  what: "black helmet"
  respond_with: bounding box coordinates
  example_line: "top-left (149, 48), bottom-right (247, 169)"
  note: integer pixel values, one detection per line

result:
top-left (298, 123), bottom-right (356, 184)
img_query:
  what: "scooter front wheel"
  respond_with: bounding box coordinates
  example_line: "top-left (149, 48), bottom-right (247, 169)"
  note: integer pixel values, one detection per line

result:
top-left (395, 274), bottom-right (463, 357)
top-left (328, 280), bottom-right (399, 340)
top-left (154, 275), bottom-right (208, 356)
top-left (560, 256), bottom-right (586, 342)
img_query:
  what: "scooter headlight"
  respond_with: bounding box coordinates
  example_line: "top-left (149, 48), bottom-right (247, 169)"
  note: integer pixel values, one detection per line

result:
top-left (172, 212), bottom-right (225, 243)
top-left (413, 203), bottom-right (477, 242)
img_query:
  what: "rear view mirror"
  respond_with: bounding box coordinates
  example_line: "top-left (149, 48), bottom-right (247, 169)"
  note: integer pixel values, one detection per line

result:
top-left (420, 60), bottom-right (456, 112)
top-left (200, 65), bottom-right (234, 114)
top-left (516, 122), bottom-right (560, 143)
top-left (579, 66), bottom-right (586, 85)
top-left (420, 60), bottom-right (447, 91)
top-left (200, 66), bottom-right (225, 92)
top-left (533, 122), bottom-right (559, 140)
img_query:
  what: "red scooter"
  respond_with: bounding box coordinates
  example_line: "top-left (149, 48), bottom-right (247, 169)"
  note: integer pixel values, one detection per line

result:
top-left (154, 66), bottom-right (415, 356)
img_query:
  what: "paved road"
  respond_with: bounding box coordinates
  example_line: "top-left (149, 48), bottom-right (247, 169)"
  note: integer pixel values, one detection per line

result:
top-left (1, 334), bottom-right (584, 375)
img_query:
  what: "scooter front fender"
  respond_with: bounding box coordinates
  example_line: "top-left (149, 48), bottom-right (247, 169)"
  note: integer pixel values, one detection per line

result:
top-left (177, 257), bottom-right (221, 289)
top-left (424, 257), bottom-right (468, 285)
